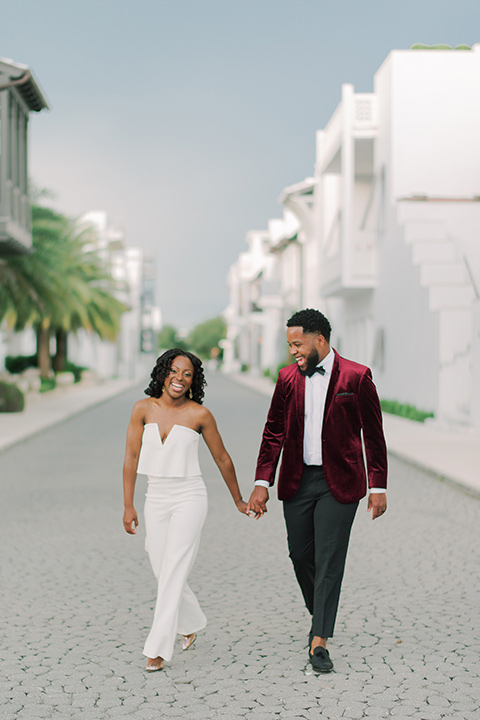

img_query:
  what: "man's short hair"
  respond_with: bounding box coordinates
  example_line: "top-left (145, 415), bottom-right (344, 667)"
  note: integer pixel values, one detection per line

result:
top-left (286, 308), bottom-right (332, 342)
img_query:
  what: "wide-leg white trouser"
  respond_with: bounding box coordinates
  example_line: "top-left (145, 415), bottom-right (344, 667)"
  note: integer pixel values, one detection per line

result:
top-left (143, 475), bottom-right (208, 661)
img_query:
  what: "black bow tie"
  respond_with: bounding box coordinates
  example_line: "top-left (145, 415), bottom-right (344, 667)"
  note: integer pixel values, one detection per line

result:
top-left (310, 365), bottom-right (326, 377)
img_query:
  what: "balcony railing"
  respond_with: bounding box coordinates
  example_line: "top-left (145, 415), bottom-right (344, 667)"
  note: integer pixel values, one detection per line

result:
top-left (353, 95), bottom-right (378, 129)
top-left (320, 92), bottom-right (378, 175)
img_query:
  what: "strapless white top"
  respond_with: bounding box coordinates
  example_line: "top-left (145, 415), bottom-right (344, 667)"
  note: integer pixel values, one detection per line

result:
top-left (136, 423), bottom-right (201, 478)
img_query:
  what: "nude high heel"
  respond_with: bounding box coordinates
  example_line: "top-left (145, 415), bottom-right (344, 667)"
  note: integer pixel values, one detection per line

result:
top-left (181, 633), bottom-right (196, 650)
top-left (145, 657), bottom-right (163, 672)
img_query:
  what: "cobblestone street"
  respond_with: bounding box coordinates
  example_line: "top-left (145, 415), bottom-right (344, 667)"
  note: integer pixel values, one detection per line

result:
top-left (1, 372), bottom-right (479, 719)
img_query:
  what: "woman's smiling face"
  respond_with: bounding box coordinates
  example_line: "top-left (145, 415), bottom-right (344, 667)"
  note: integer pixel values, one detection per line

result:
top-left (163, 355), bottom-right (195, 399)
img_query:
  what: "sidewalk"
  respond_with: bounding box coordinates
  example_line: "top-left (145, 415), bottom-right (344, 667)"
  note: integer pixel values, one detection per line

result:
top-left (227, 371), bottom-right (480, 499)
top-left (0, 377), bottom-right (140, 453)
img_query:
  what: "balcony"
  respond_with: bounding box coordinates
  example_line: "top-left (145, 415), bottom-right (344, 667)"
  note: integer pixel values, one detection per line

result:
top-left (317, 85), bottom-right (378, 296)
top-left (0, 58), bottom-right (49, 256)
top-left (319, 87), bottom-right (378, 176)
top-left (320, 213), bottom-right (377, 297)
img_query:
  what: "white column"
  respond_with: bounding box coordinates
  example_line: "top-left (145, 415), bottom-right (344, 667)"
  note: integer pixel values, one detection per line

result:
top-left (341, 84), bottom-right (355, 287)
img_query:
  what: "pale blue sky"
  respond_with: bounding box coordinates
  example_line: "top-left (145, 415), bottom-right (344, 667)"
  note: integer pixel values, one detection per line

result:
top-left (1, 0), bottom-right (479, 325)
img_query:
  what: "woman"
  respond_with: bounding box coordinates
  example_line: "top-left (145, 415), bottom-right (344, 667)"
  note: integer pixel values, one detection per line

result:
top-left (122, 348), bottom-right (249, 671)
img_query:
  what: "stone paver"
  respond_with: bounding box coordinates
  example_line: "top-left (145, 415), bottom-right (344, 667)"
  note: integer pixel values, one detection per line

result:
top-left (1, 372), bottom-right (479, 718)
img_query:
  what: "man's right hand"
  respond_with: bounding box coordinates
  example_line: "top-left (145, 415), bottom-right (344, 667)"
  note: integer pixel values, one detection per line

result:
top-left (247, 486), bottom-right (269, 519)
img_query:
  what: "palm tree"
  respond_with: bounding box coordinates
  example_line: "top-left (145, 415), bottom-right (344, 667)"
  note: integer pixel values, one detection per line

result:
top-left (46, 216), bottom-right (128, 372)
top-left (0, 205), bottom-right (128, 379)
top-left (0, 207), bottom-right (63, 377)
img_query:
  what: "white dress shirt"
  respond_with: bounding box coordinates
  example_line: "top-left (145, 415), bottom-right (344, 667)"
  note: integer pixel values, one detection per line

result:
top-left (255, 349), bottom-right (385, 494)
top-left (303, 349), bottom-right (334, 465)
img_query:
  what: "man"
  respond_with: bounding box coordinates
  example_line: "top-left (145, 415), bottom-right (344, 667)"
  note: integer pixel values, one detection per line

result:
top-left (247, 308), bottom-right (387, 673)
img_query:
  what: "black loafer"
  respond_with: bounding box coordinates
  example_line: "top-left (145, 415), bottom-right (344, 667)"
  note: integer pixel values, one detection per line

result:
top-left (310, 646), bottom-right (334, 673)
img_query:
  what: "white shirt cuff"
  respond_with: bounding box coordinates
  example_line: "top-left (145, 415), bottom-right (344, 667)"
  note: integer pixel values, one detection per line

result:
top-left (369, 487), bottom-right (386, 493)
top-left (254, 480), bottom-right (270, 488)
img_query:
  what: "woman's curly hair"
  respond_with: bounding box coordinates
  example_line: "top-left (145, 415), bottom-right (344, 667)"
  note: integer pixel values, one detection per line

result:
top-left (144, 348), bottom-right (207, 404)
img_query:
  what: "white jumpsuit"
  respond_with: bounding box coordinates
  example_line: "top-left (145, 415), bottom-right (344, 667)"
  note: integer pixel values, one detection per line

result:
top-left (137, 423), bottom-right (208, 661)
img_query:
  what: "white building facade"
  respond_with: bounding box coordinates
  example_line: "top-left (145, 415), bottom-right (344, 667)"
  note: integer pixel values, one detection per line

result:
top-left (225, 45), bottom-right (480, 427)
top-left (223, 213), bottom-right (304, 375)
top-left (69, 211), bottom-right (160, 381)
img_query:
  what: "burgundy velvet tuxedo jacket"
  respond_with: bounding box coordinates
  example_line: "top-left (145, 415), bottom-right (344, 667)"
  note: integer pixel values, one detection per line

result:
top-left (255, 349), bottom-right (388, 503)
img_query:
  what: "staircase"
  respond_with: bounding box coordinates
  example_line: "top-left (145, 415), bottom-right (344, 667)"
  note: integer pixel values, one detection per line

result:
top-left (402, 218), bottom-right (477, 424)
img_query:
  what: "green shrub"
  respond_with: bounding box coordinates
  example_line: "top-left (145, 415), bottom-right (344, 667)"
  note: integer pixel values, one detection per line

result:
top-left (0, 381), bottom-right (25, 412)
top-left (240, 363), bottom-right (249, 373)
top-left (5, 354), bottom-right (37, 374)
top-left (380, 399), bottom-right (434, 423)
top-left (5, 354), bottom-right (87, 383)
top-left (63, 360), bottom-right (87, 383)
top-left (40, 377), bottom-right (57, 393)
top-left (410, 44), bottom-right (471, 50)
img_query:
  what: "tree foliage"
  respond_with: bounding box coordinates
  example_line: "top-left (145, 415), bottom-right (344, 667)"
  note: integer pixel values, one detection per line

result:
top-left (187, 315), bottom-right (226, 359)
top-left (156, 316), bottom-right (226, 361)
top-left (0, 204), bottom-right (128, 378)
top-left (157, 324), bottom-right (184, 351)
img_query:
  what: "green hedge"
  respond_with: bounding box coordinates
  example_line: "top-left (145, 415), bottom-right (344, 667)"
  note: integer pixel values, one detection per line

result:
top-left (63, 360), bottom-right (87, 383)
top-left (5, 354), bottom-right (86, 383)
top-left (380, 399), bottom-right (434, 423)
top-left (5, 354), bottom-right (37, 374)
top-left (0, 381), bottom-right (25, 412)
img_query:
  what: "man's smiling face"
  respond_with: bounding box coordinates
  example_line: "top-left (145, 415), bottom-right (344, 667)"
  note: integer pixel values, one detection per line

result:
top-left (286, 326), bottom-right (329, 376)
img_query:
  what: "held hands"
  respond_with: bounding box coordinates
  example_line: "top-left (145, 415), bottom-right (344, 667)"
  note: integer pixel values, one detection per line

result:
top-left (235, 498), bottom-right (251, 516)
top-left (367, 493), bottom-right (387, 520)
top-left (123, 506), bottom-right (139, 534)
top-left (246, 486), bottom-right (269, 519)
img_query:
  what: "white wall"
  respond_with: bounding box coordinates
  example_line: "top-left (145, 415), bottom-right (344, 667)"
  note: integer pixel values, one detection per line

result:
top-left (375, 47), bottom-right (480, 201)
top-left (373, 214), bottom-right (439, 412)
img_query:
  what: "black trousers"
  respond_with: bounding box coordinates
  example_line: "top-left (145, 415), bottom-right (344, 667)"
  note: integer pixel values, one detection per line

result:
top-left (283, 465), bottom-right (358, 638)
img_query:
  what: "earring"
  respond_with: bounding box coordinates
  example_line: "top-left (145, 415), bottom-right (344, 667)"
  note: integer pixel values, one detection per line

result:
top-left (188, 389), bottom-right (193, 399)
top-left (162, 385), bottom-right (166, 392)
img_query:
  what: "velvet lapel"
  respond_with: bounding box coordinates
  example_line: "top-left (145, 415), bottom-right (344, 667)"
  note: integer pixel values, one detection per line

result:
top-left (295, 365), bottom-right (306, 431)
top-left (322, 349), bottom-right (340, 428)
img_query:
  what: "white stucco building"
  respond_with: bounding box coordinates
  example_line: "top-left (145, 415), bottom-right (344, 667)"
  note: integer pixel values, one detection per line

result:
top-left (69, 211), bottom-right (160, 380)
top-left (223, 229), bottom-right (273, 373)
top-left (225, 45), bottom-right (480, 427)
top-left (223, 213), bottom-right (303, 374)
